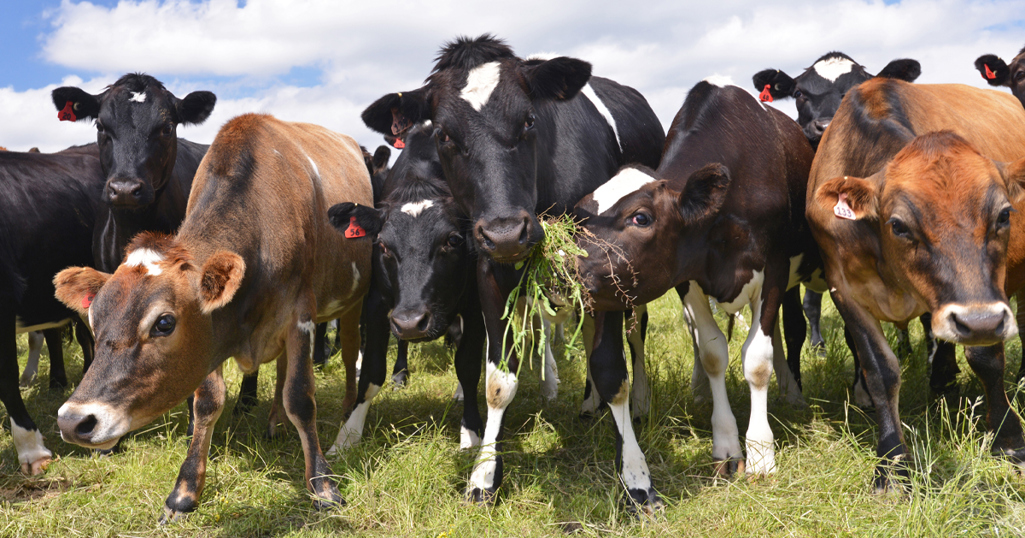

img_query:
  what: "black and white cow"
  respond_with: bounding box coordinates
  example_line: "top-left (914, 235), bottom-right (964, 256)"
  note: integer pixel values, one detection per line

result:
top-left (0, 143), bottom-right (105, 474)
top-left (362, 35), bottom-right (665, 508)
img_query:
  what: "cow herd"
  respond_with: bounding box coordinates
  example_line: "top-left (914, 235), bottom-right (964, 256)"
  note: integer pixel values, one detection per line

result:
top-left (4, 34), bottom-right (1025, 521)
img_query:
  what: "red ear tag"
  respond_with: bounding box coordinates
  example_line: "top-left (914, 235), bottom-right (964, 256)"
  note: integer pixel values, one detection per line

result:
top-left (759, 84), bottom-right (773, 103)
top-left (984, 64), bottom-right (997, 80)
top-left (345, 216), bottom-right (366, 238)
top-left (834, 193), bottom-right (856, 220)
top-left (393, 138), bottom-right (406, 149)
top-left (58, 101), bottom-right (77, 122)
top-left (81, 293), bottom-right (95, 309)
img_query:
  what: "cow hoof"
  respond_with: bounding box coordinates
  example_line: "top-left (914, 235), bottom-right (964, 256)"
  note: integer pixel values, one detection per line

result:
top-left (810, 341), bottom-right (826, 356)
top-left (465, 486), bottom-right (497, 505)
top-left (992, 445), bottom-right (1025, 464)
top-left (624, 487), bottom-right (663, 516)
top-left (312, 487), bottom-right (345, 510)
top-left (161, 495), bottom-right (198, 525)
top-left (21, 456), bottom-right (51, 476)
top-left (713, 457), bottom-right (745, 478)
top-left (391, 370), bottom-right (408, 388)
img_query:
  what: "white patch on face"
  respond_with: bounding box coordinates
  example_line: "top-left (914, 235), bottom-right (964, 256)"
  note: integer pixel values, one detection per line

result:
top-left (460, 61), bottom-right (501, 111)
top-left (703, 74), bottom-right (735, 88)
top-left (130, 91), bottom-right (146, 103)
top-left (787, 254), bottom-right (804, 290)
top-left (56, 401), bottom-right (130, 449)
top-left (813, 57), bottom-right (855, 82)
top-left (717, 270), bottom-right (764, 314)
top-left (591, 167), bottom-right (656, 215)
top-left (124, 248), bottom-right (165, 276)
top-left (351, 261), bottom-right (361, 294)
top-left (328, 383), bottom-right (381, 454)
top-left (580, 83), bottom-right (622, 152)
top-left (401, 199), bottom-right (435, 217)
top-left (11, 420), bottom-right (52, 468)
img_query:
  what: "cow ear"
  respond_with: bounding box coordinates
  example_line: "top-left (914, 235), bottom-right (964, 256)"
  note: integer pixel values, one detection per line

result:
top-left (54, 267), bottom-right (111, 316)
top-left (876, 59), bottom-right (921, 82)
top-left (51, 86), bottom-right (100, 121)
top-left (362, 88), bottom-right (431, 136)
top-left (678, 164), bottom-right (731, 226)
top-left (815, 175), bottom-right (879, 220)
top-left (975, 54), bottom-right (1011, 86)
top-left (198, 251), bottom-right (245, 314)
top-left (373, 146), bottom-right (391, 170)
top-left (523, 57), bottom-right (592, 101)
top-left (328, 202), bottom-right (384, 238)
top-left (1000, 155), bottom-right (1025, 204)
top-left (752, 69), bottom-right (795, 100)
top-left (177, 91), bottom-right (217, 125)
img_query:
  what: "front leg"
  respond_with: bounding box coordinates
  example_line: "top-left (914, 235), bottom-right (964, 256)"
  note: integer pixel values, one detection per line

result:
top-left (627, 305), bottom-right (650, 419)
top-left (455, 309), bottom-right (486, 449)
top-left (963, 344), bottom-right (1025, 461)
top-left (742, 279), bottom-right (784, 476)
top-left (162, 366), bottom-right (226, 523)
top-left (330, 293), bottom-right (385, 454)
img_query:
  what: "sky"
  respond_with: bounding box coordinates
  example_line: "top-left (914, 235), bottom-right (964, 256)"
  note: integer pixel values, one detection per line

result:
top-left (1, 0), bottom-right (1024, 154)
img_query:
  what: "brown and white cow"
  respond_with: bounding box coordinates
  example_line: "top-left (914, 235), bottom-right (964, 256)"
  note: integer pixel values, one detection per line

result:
top-left (976, 46), bottom-right (1025, 109)
top-left (808, 78), bottom-right (1025, 490)
top-left (52, 113), bottom-right (372, 521)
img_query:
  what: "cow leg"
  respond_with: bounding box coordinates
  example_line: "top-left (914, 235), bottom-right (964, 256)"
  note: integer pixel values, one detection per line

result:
top-left (627, 305), bottom-right (650, 419)
top-left (846, 327), bottom-right (873, 409)
top-left (681, 283), bottom-right (742, 475)
top-left (920, 313), bottom-right (959, 393)
top-left (780, 287), bottom-right (805, 393)
top-left (1, 317), bottom-right (51, 475)
top-left (832, 293), bottom-right (907, 492)
top-left (456, 310), bottom-right (485, 449)
top-left (75, 319), bottom-right (94, 375)
top-left (265, 356), bottom-right (287, 438)
top-left (44, 328), bottom-right (68, 390)
top-left (285, 313), bottom-right (342, 509)
top-left (773, 317), bottom-right (805, 406)
top-left (894, 325), bottom-right (912, 360)
top-left (579, 314), bottom-right (603, 418)
top-left (964, 344), bottom-right (1025, 461)
top-left (392, 339), bottom-right (409, 387)
top-left (161, 366), bottom-right (226, 523)
top-left (1016, 291), bottom-right (1025, 381)
top-left (329, 292), bottom-right (385, 454)
top-left (742, 278), bottom-right (784, 476)
top-left (540, 318), bottom-right (560, 402)
top-left (232, 372), bottom-right (259, 416)
top-left (803, 289), bottom-right (825, 351)
top-left (312, 322), bottom-right (330, 368)
top-left (19, 331), bottom-right (44, 387)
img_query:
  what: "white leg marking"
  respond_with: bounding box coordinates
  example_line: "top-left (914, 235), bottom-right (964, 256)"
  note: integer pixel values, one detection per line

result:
top-left (328, 383), bottom-right (381, 454)
top-left (11, 420), bottom-right (52, 473)
top-left (742, 301), bottom-right (777, 475)
top-left (460, 424), bottom-right (481, 450)
top-left (468, 360), bottom-right (518, 492)
top-left (609, 395), bottom-right (653, 492)
top-left (20, 332), bottom-right (44, 387)
top-left (541, 319), bottom-right (559, 402)
top-left (772, 318), bottom-right (805, 406)
top-left (628, 305), bottom-right (650, 418)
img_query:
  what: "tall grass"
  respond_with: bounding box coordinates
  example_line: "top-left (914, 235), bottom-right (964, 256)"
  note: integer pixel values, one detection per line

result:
top-left (1, 291), bottom-right (1024, 537)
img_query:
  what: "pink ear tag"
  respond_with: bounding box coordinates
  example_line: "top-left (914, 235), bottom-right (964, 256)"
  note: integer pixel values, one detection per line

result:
top-left (345, 216), bottom-right (366, 238)
top-left (82, 293), bottom-right (95, 309)
top-left (834, 193), bottom-right (856, 220)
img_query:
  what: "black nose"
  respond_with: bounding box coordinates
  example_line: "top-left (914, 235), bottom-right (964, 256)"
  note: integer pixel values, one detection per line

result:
top-left (951, 310), bottom-right (1005, 339)
top-left (391, 309), bottom-right (431, 340)
top-left (475, 211), bottom-right (536, 261)
top-left (58, 411), bottom-right (98, 445)
top-left (106, 179), bottom-right (145, 206)
top-left (810, 119), bottom-right (830, 136)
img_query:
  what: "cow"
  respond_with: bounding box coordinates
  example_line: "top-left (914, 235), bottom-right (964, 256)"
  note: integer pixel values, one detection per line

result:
top-left (361, 34), bottom-right (665, 508)
top-left (976, 46), bottom-right (1025, 109)
top-left (807, 78), bottom-right (1025, 491)
top-left (0, 143), bottom-right (105, 474)
top-left (52, 113), bottom-right (372, 521)
top-left (574, 78), bottom-right (816, 476)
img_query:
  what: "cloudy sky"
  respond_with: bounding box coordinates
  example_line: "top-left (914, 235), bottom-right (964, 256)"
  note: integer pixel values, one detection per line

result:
top-left (1, 0), bottom-right (1024, 154)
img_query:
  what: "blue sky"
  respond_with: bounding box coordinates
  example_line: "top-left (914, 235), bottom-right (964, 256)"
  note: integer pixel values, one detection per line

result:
top-left (2, 0), bottom-right (1024, 152)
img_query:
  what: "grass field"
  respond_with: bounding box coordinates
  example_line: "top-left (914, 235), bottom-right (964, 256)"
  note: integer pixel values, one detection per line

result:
top-left (2, 290), bottom-right (1025, 537)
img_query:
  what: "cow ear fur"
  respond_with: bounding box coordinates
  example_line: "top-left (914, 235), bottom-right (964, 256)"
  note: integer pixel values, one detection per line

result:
top-left (51, 87), bottom-right (101, 121)
top-left (362, 88), bottom-right (431, 136)
top-left (975, 54), bottom-right (1011, 86)
top-left (752, 69), bottom-right (795, 100)
top-left (876, 59), bottom-right (921, 82)
top-left (1001, 156), bottom-right (1025, 204)
top-left (199, 251), bottom-right (245, 314)
top-left (816, 175), bottom-right (879, 220)
top-left (177, 91), bottom-right (217, 125)
top-left (54, 267), bottom-right (111, 316)
top-left (328, 202), bottom-right (384, 239)
top-left (523, 57), bottom-right (592, 101)
top-left (372, 146), bottom-right (391, 170)
top-left (678, 163), bottom-right (731, 226)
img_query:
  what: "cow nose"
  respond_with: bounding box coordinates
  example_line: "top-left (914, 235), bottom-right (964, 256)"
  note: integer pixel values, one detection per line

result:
top-left (810, 119), bottom-right (830, 136)
top-left (57, 410), bottom-right (99, 445)
top-left (392, 309), bottom-right (432, 340)
top-left (106, 179), bottom-right (144, 206)
top-left (951, 310), bottom-right (1006, 339)
top-left (475, 211), bottom-right (535, 261)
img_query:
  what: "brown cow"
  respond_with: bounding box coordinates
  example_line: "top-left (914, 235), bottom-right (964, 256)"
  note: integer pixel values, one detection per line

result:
top-left (52, 113), bottom-right (372, 521)
top-left (975, 46), bottom-right (1025, 109)
top-left (808, 78), bottom-right (1025, 491)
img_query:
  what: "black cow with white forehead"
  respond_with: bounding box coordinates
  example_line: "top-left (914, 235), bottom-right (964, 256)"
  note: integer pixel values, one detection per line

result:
top-left (362, 34), bottom-right (665, 509)
top-left (753, 52), bottom-right (920, 148)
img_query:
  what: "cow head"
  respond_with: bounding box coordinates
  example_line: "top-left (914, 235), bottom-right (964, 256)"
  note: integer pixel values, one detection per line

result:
top-left (573, 164), bottom-right (730, 311)
top-left (52, 74), bottom-right (215, 209)
top-left (753, 52), bottom-right (920, 148)
top-left (329, 125), bottom-right (471, 340)
top-left (52, 233), bottom-right (243, 449)
top-left (362, 34), bottom-right (592, 263)
top-left (814, 131), bottom-right (1025, 346)
top-left (975, 46), bottom-right (1025, 109)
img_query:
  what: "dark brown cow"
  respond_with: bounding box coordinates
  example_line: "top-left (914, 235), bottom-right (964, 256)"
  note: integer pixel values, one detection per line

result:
top-left (976, 46), bottom-right (1025, 109)
top-left (807, 78), bottom-right (1025, 491)
top-left (52, 114), bottom-right (372, 520)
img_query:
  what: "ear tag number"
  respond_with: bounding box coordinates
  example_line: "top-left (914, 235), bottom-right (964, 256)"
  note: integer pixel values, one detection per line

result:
top-left (984, 64), bottom-right (997, 80)
top-left (834, 193), bottom-right (856, 220)
top-left (58, 101), bottom-right (77, 122)
top-left (759, 84), bottom-right (773, 103)
top-left (82, 293), bottom-right (95, 309)
top-left (345, 216), bottom-right (366, 238)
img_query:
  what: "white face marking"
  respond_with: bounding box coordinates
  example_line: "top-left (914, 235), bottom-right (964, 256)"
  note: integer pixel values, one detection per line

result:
top-left (702, 74), bottom-right (735, 88)
top-left (813, 57), bottom-right (855, 82)
top-left (591, 167), bottom-right (656, 215)
top-left (56, 401), bottom-right (130, 449)
top-left (129, 91), bottom-right (146, 103)
top-left (11, 420), bottom-right (52, 468)
top-left (460, 61), bottom-right (501, 111)
top-left (608, 397), bottom-right (654, 492)
top-left (124, 248), bottom-right (165, 276)
top-left (580, 83), bottom-right (622, 152)
top-left (400, 199), bottom-right (435, 217)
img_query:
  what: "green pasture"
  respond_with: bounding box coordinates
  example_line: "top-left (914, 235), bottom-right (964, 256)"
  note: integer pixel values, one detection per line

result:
top-left (2, 291), bottom-right (1025, 537)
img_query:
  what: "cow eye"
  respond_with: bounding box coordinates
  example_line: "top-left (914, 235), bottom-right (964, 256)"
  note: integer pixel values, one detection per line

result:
top-left (997, 207), bottom-right (1012, 228)
top-left (889, 218), bottom-right (911, 238)
top-left (1014, 71), bottom-right (1025, 83)
top-left (446, 233), bottom-right (464, 248)
top-left (793, 90), bottom-right (803, 99)
top-left (161, 124), bottom-right (175, 136)
top-left (631, 213), bottom-right (651, 227)
top-left (434, 127), bottom-right (451, 145)
top-left (524, 113), bottom-right (536, 131)
top-left (152, 314), bottom-right (176, 337)
top-left (96, 122), bottom-right (106, 134)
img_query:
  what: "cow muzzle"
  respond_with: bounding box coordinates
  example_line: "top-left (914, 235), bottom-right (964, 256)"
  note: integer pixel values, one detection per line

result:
top-left (931, 302), bottom-right (1018, 346)
top-left (57, 401), bottom-right (131, 450)
top-left (475, 210), bottom-right (539, 262)
top-left (391, 307), bottom-right (433, 341)
top-left (105, 178), bottom-right (148, 208)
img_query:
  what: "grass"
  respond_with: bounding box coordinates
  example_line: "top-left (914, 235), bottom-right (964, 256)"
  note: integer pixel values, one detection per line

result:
top-left (2, 291), bottom-right (1025, 537)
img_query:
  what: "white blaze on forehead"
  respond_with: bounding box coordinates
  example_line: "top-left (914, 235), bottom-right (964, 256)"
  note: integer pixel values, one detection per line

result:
top-left (813, 57), bottom-right (855, 82)
top-left (124, 248), bottom-right (165, 275)
top-left (401, 199), bottom-right (434, 217)
top-left (130, 91), bottom-right (146, 103)
top-left (591, 167), bottom-right (656, 215)
top-left (461, 62), bottom-right (501, 111)
top-left (580, 83), bottom-right (622, 152)
top-left (702, 74), bottom-right (735, 88)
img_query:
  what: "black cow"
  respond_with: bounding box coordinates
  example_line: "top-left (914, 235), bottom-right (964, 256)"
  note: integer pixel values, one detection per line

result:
top-left (362, 35), bottom-right (665, 508)
top-left (976, 46), bottom-right (1025, 109)
top-left (0, 143), bottom-right (104, 474)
